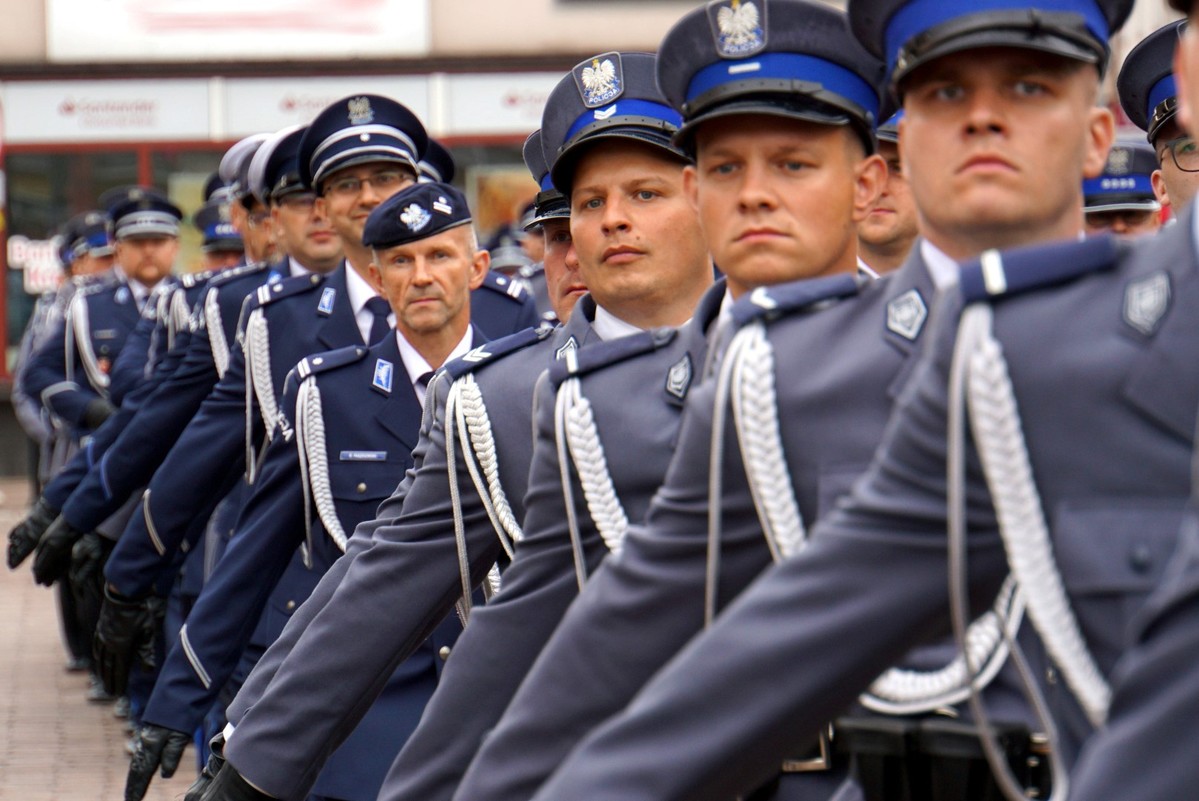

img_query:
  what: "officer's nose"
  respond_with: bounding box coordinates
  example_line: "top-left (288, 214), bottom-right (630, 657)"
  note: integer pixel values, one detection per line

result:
top-left (601, 197), bottom-right (631, 235)
top-left (738, 158), bottom-right (778, 212)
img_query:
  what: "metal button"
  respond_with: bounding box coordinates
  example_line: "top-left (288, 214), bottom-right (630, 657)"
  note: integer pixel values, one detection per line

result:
top-left (1129, 544), bottom-right (1153, 574)
top-left (356, 482), bottom-right (367, 493)
top-left (286, 600), bottom-right (296, 611)
top-left (313, 357), bottom-right (323, 365)
top-left (438, 646), bottom-right (451, 660)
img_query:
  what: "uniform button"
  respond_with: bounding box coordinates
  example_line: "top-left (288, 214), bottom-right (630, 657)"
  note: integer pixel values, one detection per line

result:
top-left (438, 646), bottom-right (452, 660)
top-left (1129, 544), bottom-right (1153, 574)
top-left (313, 357), bottom-right (323, 365)
top-left (286, 600), bottom-right (296, 611)
top-left (356, 482), bottom-right (367, 494)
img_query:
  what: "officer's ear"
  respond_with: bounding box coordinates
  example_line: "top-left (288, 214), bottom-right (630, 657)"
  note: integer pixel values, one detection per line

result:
top-left (367, 253), bottom-right (385, 294)
top-left (1151, 169), bottom-right (1172, 210)
top-left (469, 245), bottom-right (490, 291)
top-left (851, 148), bottom-right (887, 224)
top-left (1081, 105), bottom-right (1116, 180)
top-left (682, 164), bottom-right (700, 214)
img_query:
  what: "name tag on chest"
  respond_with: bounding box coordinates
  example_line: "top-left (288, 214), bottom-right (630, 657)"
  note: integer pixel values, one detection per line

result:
top-left (340, 450), bottom-right (387, 462)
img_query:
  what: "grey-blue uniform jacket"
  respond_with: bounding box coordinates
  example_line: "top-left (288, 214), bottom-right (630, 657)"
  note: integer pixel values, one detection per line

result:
top-left (519, 224), bottom-right (1195, 801)
top-left (377, 281), bottom-right (724, 801)
top-left (220, 302), bottom-right (604, 801)
top-left (144, 331), bottom-right (474, 801)
top-left (104, 265), bottom-right (368, 599)
top-left (46, 262), bottom-right (266, 526)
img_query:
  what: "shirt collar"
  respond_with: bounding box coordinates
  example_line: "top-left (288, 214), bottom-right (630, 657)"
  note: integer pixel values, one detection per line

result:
top-left (287, 256), bottom-right (313, 278)
top-left (591, 304), bottom-right (647, 341)
top-left (343, 263), bottom-right (377, 318)
top-left (394, 327), bottom-right (474, 390)
top-left (919, 239), bottom-right (961, 291)
top-left (856, 257), bottom-right (880, 280)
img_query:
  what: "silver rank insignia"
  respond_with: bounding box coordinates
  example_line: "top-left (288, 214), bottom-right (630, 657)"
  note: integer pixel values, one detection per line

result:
top-left (462, 345), bottom-right (492, 363)
top-left (400, 203), bottom-right (431, 232)
top-left (372, 358), bottom-right (394, 393)
top-left (1124, 271), bottom-right (1171, 336)
top-left (665, 353), bottom-right (693, 400)
top-left (317, 286), bottom-right (336, 315)
top-left (555, 335), bottom-right (579, 361)
top-left (750, 286), bottom-right (777, 310)
top-left (886, 289), bottom-right (927, 341)
top-left (433, 196), bottom-right (453, 215)
top-left (574, 52), bottom-right (624, 109)
top-left (347, 96), bottom-right (374, 125)
top-left (709, 0), bottom-right (766, 58)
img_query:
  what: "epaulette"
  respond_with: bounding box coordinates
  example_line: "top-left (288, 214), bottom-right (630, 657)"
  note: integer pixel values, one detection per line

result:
top-left (294, 344), bottom-right (369, 381)
top-left (959, 235), bottom-right (1120, 304)
top-left (549, 327), bottom-right (677, 386)
top-left (180, 268), bottom-right (218, 290)
top-left (479, 271), bottom-right (530, 303)
top-left (76, 275), bottom-right (118, 298)
top-left (442, 325), bottom-right (551, 381)
top-left (208, 260), bottom-right (268, 289)
top-left (250, 272), bottom-right (324, 309)
top-left (731, 272), bottom-right (864, 327)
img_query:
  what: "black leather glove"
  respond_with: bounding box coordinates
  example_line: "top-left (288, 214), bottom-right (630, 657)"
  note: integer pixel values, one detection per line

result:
top-left (183, 732), bottom-right (226, 801)
top-left (7, 497), bottom-right (59, 569)
top-left (82, 397), bottom-right (116, 429)
top-left (125, 723), bottom-right (192, 801)
top-left (68, 531), bottom-right (107, 590)
top-left (31, 516), bottom-right (85, 586)
top-left (197, 761), bottom-right (276, 801)
top-left (94, 586), bottom-right (163, 696)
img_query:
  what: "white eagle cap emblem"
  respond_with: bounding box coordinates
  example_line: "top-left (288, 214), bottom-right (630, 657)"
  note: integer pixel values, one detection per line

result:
top-left (400, 203), bottom-right (431, 232)
top-left (347, 96), bottom-right (375, 125)
top-left (711, 0), bottom-right (766, 58)
top-left (575, 52), bottom-right (624, 108)
top-left (1106, 146), bottom-right (1131, 176)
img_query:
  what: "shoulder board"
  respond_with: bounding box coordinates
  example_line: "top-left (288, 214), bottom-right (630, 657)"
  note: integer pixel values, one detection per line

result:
top-left (294, 344), bottom-right (370, 381)
top-left (76, 277), bottom-right (115, 298)
top-left (479, 271), bottom-right (530, 302)
top-left (443, 325), bottom-right (551, 381)
top-left (208, 261), bottom-right (268, 289)
top-left (180, 268), bottom-right (218, 290)
top-left (731, 272), bottom-right (864, 327)
top-left (549, 327), bottom-right (677, 386)
top-left (251, 272), bottom-right (323, 309)
top-left (959, 235), bottom-right (1120, 304)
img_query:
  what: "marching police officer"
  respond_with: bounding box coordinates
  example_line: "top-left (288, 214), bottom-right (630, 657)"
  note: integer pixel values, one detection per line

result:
top-left (858, 110), bottom-right (919, 273)
top-left (198, 51), bottom-right (713, 801)
top-left (193, 199), bottom-right (245, 272)
top-left (1083, 140), bottom-right (1162, 236)
top-left (1118, 19), bottom-right (1199, 213)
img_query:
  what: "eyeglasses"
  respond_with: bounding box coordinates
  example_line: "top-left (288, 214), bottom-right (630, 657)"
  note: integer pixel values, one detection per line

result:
top-left (1160, 136), bottom-right (1199, 173)
top-left (246, 211), bottom-right (271, 229)
top-left (278, 192), bottom-right (317, 211)
top-left (323, 169), bottom-right (409, 198)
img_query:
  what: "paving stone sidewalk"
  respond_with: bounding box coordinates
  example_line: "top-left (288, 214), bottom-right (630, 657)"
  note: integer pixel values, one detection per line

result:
top-left (0, 478), bottom-right (191, 801)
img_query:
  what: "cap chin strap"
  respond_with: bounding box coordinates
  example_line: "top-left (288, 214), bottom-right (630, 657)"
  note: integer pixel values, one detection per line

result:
top-left (949, 291), bottom-right (1110, 801)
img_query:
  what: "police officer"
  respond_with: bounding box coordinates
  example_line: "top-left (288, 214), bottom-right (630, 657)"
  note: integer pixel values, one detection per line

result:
top-left (91, 96), bottom-right (426, 697)
top-left (193, 199), bottom-right (245, 271)
top-left (385, 7), bottom-right (889, 801)
top-left (858, 110), bottom-right (919, 273)
top-left (197, 51), bottom-right (712, 801)
top-left (124, 182), bottom-right (488, 801)
top-left (1118, 20), bottom-right (1199, 213)
top-left (1083, 139), bottom-right (1162, 236)
top-left (504, 2), bottom-right (1199, 801)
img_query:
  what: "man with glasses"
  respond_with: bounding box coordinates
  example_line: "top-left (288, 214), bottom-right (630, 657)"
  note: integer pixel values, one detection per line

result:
top-left (88, 97), bottom-right (425, 701)
top-left (1083, 140), bottom-right (1163, 236)
top-left (1119, 19), bottom-right (1199, 214)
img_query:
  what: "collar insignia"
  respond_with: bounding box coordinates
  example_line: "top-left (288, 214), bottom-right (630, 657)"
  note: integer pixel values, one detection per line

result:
top-left (555, 335), bottom-right (579, 361)
top-left (372, 358), bottom-right (393, 393)
top-left (1124, 271), bottom-right (1171, 336)
top-left (317, 286), bottom-right (336, 315)
top-left (665, 353), bottom-right (693, 400)
top-left (886, 288), bottom-right (928, 341)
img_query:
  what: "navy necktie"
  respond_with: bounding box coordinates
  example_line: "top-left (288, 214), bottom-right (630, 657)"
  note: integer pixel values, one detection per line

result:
top-left (365, 296), bottom-right (391, 344)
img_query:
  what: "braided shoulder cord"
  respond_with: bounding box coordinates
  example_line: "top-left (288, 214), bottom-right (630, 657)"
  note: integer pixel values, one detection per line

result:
top-left (555, 381), bottom-right (591, 593)
top-left (71, 292), bottom-right (110, 395)
top-left (294, 376), bottom-right (349, 564)
top-left (962, 304), bottom-right (1110, 726)
top-left (559, 376), bottom-right (630, 560)
top-left (444, 380), bottom-right (477, 624)
top-left (205, 288), bottom-right (231, 378)
top-left (456, 376), bottom-right (524, 556)
top-left (244, 309), bottom-right (280, 483)
top-left (168, 286), bottom-right (191, 351)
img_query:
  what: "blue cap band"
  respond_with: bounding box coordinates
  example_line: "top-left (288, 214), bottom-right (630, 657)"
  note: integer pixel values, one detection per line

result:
top-left (204, 222), bottom-right (241, 241)
top-left (84, 231), bottom-right (111, 250)
top-left (1082, 173), bottom-right (1155, 197)
top-left (885, 0), bottom-right (1109, 77)
top-left (539, 173), bottom-right (555, 192)
top-left (1148, 73), bottom-right (1178, 119)
top-left (564, 99), bottom-right (684, 147)
top-left (685, 52), bottom-right (879, 122)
